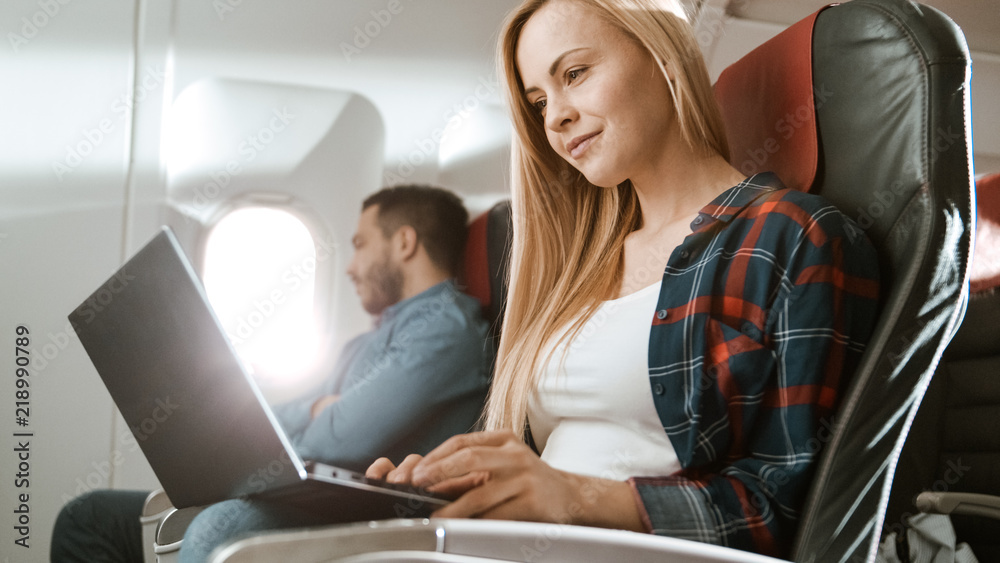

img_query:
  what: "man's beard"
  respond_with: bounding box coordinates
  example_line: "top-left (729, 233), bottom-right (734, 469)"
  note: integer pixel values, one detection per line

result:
top-left (363, 256), bottom-right (404, 315)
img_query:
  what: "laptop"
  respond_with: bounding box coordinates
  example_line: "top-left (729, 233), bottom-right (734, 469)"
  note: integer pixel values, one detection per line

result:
top-left (69, 226), bottom-right (451, 520)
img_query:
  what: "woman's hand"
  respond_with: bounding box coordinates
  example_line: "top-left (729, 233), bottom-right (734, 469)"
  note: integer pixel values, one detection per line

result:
top-left (394, 430), bottom-right (646, 531)
top-left (366, 453), bottom-right (424, 484)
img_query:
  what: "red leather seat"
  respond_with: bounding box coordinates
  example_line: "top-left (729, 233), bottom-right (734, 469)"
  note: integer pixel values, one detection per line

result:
top-left (459, 201), bottom-right (512, 343)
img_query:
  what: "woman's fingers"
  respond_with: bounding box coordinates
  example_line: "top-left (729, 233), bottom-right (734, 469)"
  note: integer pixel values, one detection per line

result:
top-left (430, 471), bottom-right (523, 519)
top-left (417, 430), bottom-right (519, 466)
top-left (365, 454), bottom-right (424, 483)
top-left (365, 432), bottom-right (639, 530)
top-left (438, 470), bottom-right (645, 532)
top-left (365, 431), bottom-right (517, 488)
top-left (412, 431), bottom-right (525, 487)
top-left (385, 453), bottom-right (424, 484)
top-left (365, 457), bottom-right (396, 480)
top-left (377, 431), bottom-right (644, 532)
top-left (430, 466), bottom-right (574, 522)
top-left (425, 471), bottom-right (489, 497)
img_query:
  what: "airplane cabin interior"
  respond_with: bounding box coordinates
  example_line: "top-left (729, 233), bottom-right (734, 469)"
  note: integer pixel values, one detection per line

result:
top-left (1, 0), bottom-right (998, 561)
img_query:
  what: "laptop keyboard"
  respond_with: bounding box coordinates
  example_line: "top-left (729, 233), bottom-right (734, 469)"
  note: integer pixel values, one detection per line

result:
top-left (305, 461), bottom-right (456, 502)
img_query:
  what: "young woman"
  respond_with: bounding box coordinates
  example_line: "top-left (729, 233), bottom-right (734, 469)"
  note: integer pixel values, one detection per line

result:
top-left (368, 0), bottom-right (880, 556)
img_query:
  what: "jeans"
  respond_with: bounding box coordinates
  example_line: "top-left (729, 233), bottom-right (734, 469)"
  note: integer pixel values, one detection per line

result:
top-left (52, 489), bottom-right (341, 562)
top-left (178, 497), bottom-right (339, 562)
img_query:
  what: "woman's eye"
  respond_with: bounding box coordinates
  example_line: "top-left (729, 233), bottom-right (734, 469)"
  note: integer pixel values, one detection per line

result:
top-left (567, 67), bottom-right (587, 82)
top-left (533, 99), bottom-right (547, 114)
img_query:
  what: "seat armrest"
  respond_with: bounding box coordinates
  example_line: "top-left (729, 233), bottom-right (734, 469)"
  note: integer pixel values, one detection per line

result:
top-left (211, 520), bottom-right (442, 562)
top-left (211, 518), bottom-right (789, 563)
top-left (142, 489), bottom-right (175, 517)
top-left (140, 489), bottom-right (175, 563)
top-left (915, 492), bottom-right (1000, 520)
top-left (155, 505), bottom-right (208, 553)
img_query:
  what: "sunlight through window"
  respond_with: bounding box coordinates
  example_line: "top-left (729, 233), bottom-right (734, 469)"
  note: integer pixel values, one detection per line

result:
top-left (203, 207), bottom-right (321, 385)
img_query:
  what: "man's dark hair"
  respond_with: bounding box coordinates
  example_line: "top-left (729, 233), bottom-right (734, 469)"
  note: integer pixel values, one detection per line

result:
top-left (363, 185), bottom-right (469, 276)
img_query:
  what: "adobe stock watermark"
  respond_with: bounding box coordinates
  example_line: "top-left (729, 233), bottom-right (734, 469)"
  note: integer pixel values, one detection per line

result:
top-left (61, 398), bottom-right (178, 513)
top-left (852, 126), bottom-right (963, 234)
top-left (70, 268), bottom-right (136, 324)
top-left (212, 0), bottom-right (245, 21)
top-left (6, 0), bottom-right (73, 53)
top-left (21, 267), bottom-right (136, 378)
top-left (27, 320), bottom-right (76, 375)
top-left (383, 74), bottom-right (501, 186)
top-left (340, 0), bottom-right (411, 62)
top-left (691, 0), bottom-right (749, 56)
top-left (798, 458), bottom-right (974, 562)
top-left (566, 241), bottom-right (674, 351)
top-left (516, 449), bottom-right (639, 561)
top-left (51, 65), bottom-right (166, 181)
top-left (224, 235), bottom-right (336, 349)
top-left (129, 396), bottom-right (180, 442)
top-left (885, 318), bottom-right (930, 369)
top-left (31, 267), bottom-right (135, 374)
top-left (185, 106), bottom-right (296, 217)
top-left (882, 457), bottom-right (971, 539)
top-left (735, 83), bottom-right (833, 177)
top-left (350, 285), bottom-right (463, 393)
top-left (705, 413), bottom-right (840, 532)
top-left (196, 449), bottom-right (297, 537)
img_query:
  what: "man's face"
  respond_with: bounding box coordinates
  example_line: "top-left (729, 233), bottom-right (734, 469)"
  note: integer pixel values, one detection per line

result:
top-left (346, 205), bottom-right (404, 315)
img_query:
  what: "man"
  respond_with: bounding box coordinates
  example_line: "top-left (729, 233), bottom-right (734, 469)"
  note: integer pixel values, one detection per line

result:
top-left (51, 185), bottom-right (492, 562)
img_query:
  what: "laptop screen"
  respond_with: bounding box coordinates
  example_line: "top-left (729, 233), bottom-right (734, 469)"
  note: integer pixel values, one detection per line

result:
top-left (69, 227), bottom-right (307, 508)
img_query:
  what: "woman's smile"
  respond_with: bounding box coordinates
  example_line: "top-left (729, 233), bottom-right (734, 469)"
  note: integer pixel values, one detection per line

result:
top-left (567, 131), bottom-right (601, 159)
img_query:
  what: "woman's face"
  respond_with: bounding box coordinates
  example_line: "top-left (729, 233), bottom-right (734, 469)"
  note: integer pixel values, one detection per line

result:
top-left (515, 0), bottom-right (677, 188)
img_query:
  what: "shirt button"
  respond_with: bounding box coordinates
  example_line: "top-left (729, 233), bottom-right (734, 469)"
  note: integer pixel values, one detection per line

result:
top-left (653, 384), bottom-right (665, 395)
top-left (679, 250), bottom-right (691, 259)
top-left (692, 216), bottom-right (704, 226)
top-left (741, 322), bottom-right (758, 338)
top-left (656, 309), bottom-right (669, 320)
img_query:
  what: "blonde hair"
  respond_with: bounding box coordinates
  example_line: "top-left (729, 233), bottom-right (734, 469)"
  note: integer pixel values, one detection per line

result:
top-left (484, 0), bottom-right (731, 439)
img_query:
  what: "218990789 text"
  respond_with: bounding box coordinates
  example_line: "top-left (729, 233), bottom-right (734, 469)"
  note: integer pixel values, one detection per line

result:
top-left (13, 324), bottom-right (33, 550)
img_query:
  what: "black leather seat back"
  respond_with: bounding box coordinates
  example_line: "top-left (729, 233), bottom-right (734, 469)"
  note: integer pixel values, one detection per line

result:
top-left (884, 172), bottom-right (1000, 560)
top-left (791, 1), bottom-right (975, 561)
top-left (884, 288), bottom-right (1000, 560)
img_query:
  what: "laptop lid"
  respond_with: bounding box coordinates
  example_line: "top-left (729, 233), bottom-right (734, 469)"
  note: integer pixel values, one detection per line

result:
top-left (69, 227), bottom-right (307, 508)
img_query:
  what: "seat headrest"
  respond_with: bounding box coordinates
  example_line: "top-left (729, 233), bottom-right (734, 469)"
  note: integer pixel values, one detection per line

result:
top-left (459, 201), bottom-right (512, 334)
top-left (713, 8), bottom-right (830, 192)
top-left (971, 173), bottom-right (1000, 293)
top-left (462, 209), bottom-right (493, 311)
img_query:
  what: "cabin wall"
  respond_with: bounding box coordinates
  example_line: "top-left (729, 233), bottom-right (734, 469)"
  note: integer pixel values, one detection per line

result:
top-left (0, 0), bottom-right (139, 556)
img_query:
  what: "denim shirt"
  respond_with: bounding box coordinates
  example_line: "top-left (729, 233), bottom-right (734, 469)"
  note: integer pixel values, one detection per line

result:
top-left (272, 280), bottom-right (491, 471)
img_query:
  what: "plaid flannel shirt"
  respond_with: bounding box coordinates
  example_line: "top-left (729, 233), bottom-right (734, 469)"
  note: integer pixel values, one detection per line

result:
top-left (627, 172), bottom-right (880, 557)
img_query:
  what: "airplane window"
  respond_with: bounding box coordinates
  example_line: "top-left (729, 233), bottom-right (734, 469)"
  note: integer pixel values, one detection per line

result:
top-left (202, 206), bottom-right (321, 385)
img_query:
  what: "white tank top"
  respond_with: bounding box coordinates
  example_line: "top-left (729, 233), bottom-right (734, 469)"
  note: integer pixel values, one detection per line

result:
top-left (527, 280), bottom-right (681, 481)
